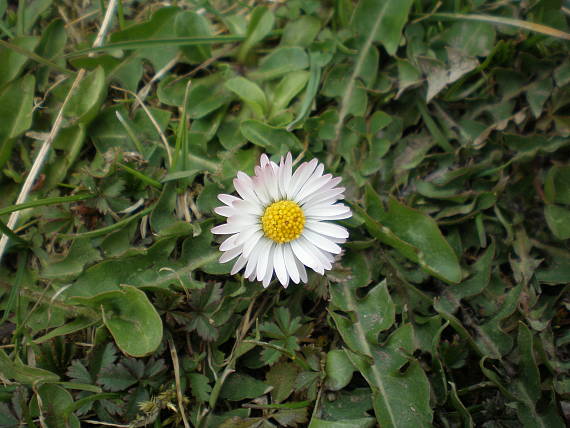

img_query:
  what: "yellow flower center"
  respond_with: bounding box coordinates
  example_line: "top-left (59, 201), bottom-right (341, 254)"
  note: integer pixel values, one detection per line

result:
top-left (261, 200), bottom-right (305, 243)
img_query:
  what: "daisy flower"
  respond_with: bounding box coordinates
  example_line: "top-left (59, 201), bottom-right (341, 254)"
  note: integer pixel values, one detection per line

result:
top-left (212, 153), bottom-right (351, 287)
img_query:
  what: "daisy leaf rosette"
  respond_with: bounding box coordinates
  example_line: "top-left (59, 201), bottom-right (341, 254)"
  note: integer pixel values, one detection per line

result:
top-left (212, 153), bottom-right (351, 287)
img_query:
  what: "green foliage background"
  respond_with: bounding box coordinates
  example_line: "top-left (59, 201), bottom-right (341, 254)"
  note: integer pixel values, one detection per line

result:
top-left (0, 0), bottom-right (569, 426)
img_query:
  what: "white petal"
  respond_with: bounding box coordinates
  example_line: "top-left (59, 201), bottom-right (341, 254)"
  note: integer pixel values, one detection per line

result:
top-left (211, 223), bottom-right (243, 235)
top-left (242, 229), bottom-right (263, 258)
top-left (214, 206), bottom-right (235, 217)
top-left (219, 246), bottom-right (242, 263)
top-left (227, 213), bottom-right (258, 226)
top-left (287, 159), bottom-right (318, 199)
top-left (278, 153), bottom-right (293, 198)
top-left (273, 244), bottom-right (289, 287)
top-left (231, 255), bottom-right (247, 275)
top-left (256, 239), bottom-right (273, 281)
top-left (218, 194), bottom-right (240, 206)
top-left (305, 203), bottom-right (351, 219)
top-left (295, 173), bottom-right (331, 203)
top-left (305, 220), bottom-right (349, 239)
top-left (260, 153), bottom-right (270, 167)
top-left (235, 225), bottom-right (261, 247)
top-left (297, 237), bottom-right (326, 274)
top-left (234, 172), bottom-right (260, 204)
top-left (311, 245), bottom-right (333, 270)
top-left (291, 163), bottom-right (324, 200)
top-left (283, 243), bottom-right (300, 284)
top-left (302, 230), bottom-right (342, 254)
top-left (245, 243), bottom-right (263, 278)
top-left (291, 238), bottom-right (321, 272)
top-left (295, 257), bottom-right (308, 283)
top-left (233, 199), bottom-right (263, 216)
top-left (220, 234), bottom-right (240, 251)
top-left (262, 244), bottom-right (276, 287)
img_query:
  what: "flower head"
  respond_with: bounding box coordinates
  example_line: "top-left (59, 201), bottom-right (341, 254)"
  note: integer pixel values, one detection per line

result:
top-left (212, 153), bottom-right (351, 287)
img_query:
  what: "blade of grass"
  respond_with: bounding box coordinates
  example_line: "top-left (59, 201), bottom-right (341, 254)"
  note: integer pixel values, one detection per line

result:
top-left (430, 13), bottom-right (570, 41)
top-left (59, 205), bottom-right (154, 239)
top-left (117, 163), bottom-right (162, 189)
top-left (65, 35), bottom-right (245, 58)
top-left (0, 193), bottom-right (95, 216)
top-left (0, 39), bottom-right (75, 75)
top-left (0, 252), bottom-right (27, 327)
top-left (115, 111), bottom-right (145, 155)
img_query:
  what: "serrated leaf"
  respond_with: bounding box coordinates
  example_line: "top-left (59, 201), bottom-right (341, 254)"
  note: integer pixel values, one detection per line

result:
top-left (189, 373), bottom-right (212, 403)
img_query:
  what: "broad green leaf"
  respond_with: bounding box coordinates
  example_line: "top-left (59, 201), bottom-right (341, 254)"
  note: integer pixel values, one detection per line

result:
top-left (0, 74), bottom-right (35, 171)
top-left (248, 46), bottom-right (309, 81)
top-left (475, 283), bottom-right (522, 358)
top-left (30, 384), bottom-right (80, 428)
top-left (265, 361), bottom-right (300, 403)
top-left (281, 15), bottom-right (321, 47)
top-left (109, 6), bottom-right (181, 69)
top-left (309, 418), bottom-right (376, 428)
top-left (545, 204), bottom-right (570, 240)
top-left (0, 36), bottom-right (38, 87)
top-left (240, 119), bottom-right (302, 152)
top-left (351, 0), bottom-right (414, 56)
top-left (544, 165), bottom-right (570, 205)
top-left (343, 324), bottom-right (433, 428)
top-left (220, 373), bottom-right (271, 401)
top-left (44, 124), bottom-right (87, 191)
top-left (358, 197), bottom-right (462, 284)
top-left (330, 281), bottom-right (395, 351)
top-left (0, 349), bottom-right (59, 384)
top-left (439, 241), bottom-right (495, 313)
top-left (186, 73), bottom-right (234, 119)
top-left (41, 238), bottom-right (100, 280)
top-left (175, 10), bottom-right (212, 63)
top-left (271, 70), bottom-right (310, 114)
top-left (237, 6), bottom-right (275, 62)
top-left (444, 21), bottom-right (496, 57)
top-left (69, 285), bottom-right (163, 357)
top-left (325, 350), bottom-right (354, 391)
top-left (63, 66), bottom-right (106, 124)
top-left (225, 77), bottom-right (268, 118)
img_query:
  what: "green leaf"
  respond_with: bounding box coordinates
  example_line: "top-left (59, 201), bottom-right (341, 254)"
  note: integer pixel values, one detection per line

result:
top-left (0, 349), bottom-right (59, 384)
top-left (351, 0), bottom-right (414, 56)
top-left (109, 6), bottom-right (181, 70)
top-left (248, 47), bottom-right (309, 81)
top-left (443, 21), bottom-right (496, 57)
top-left (241, 119), bottom-right (302, 152)
top-left (0, 74), bottom-right (35, 170)
top-left (237, 6), bottom-right (275, 62)
top-left (281, 15), bottom-right (321, 47)
top-left (266, 361), bottom-right (300, 403)
top-left (329, 280), bottom-right (395, 352)
top-left (309, 418), bottom-right (376, 428)
top-left (545, 204), bottom-right (570, 240)
top-left (175, 11), bottom-right (212, 63)
top-left (344, 325), bottom-right (433, 428)
top-left (325, 350), bottom-right (354, 391)
top-left (544, 165), bottom-right (570, 205)
top-left (358, 197), bottom-right (462, 284)
top-left (63, 66), bottom-right (106, 124)
top-left (41, 238), bottom-right (101, 280)
top-left (30, 384), bottom-right (80, 428)
top-left (69, 285), bottom-right (163, 357)
top-left (271, 70), bottom-right (310, 114)
top-left (0, 36), bottom-right (38, 87)
top-left (220, 373), bottom-right (271, 401)
top-left (189, 373), bottom-right (212, 403)
top-left (225, 77), bottom-right (268, 118)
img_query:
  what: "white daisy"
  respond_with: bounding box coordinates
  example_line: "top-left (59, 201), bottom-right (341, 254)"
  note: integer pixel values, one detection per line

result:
top-left (212, 153), bottom-right (351, 288)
